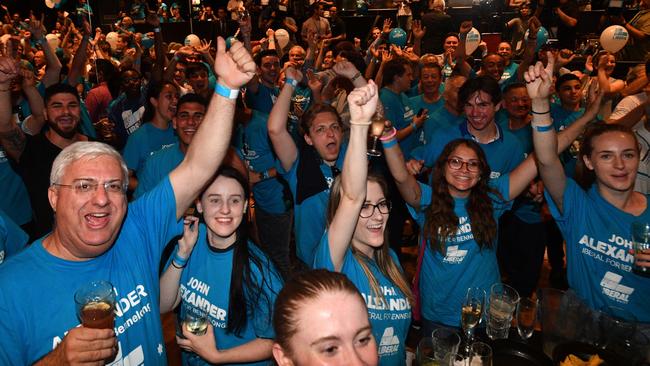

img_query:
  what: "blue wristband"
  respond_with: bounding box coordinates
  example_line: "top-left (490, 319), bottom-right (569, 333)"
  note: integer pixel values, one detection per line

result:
top-left (173, 252), bottom-right (188, 267)
top-left (411, 122), bottom-right (418, 131)
top-left (533, 124), bottom-right (554, 132)
top-left (382, 138), bottom-right (398, 149)
top-left (285, 78), bottom-right (298, 88)
top-left (215, 83), bottom-right (239, 99)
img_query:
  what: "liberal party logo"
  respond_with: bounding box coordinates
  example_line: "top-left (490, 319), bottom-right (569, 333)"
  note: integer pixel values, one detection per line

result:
top-left (600, 271), bottom-right (634, 304)
top-left (378, 327), bottom-right (400, 356)
top-left (443, 245), bottom-right (467, 264)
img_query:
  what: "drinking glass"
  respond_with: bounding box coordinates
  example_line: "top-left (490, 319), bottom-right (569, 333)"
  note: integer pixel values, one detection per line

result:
top-left (516, 297), bottom-right (538, 340)
top-left (367, 116), bottom-right (385, 157)
top-left (486, 283), bottom-right (519, 340)
top-left (74, 280), bottom-right (116, 329)
top-left (598, 306), bottom-right (637, 353)
top-left (432, 328), bottom-right (461, 361)
top-left (469, 342), bottom-right (492, 366)
top-left (461, 287), bottom-right (485, 353)
top-left (416, 337), bottom-right (436, 366)
top-left (183, 307), bottom-right (209, 336)
top-left (445, 352), bottom-right (468, 366)
top-left (631, 222), bottom-right (650, 277)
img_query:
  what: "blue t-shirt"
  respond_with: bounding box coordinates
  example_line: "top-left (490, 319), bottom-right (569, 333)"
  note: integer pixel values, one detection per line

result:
top-left (314, 234), bottom-right (411, 366)
top-left (380, 88), bottom-right (418, 158)
top-left (279, 144), bottom-right (348, 266)
top-left (133, 142), bottom-right (184, 198)
top-left (123, 122), bottom-right (178, 174)
top-left (176, 225), bottom-right (282, 365)
top-left (409, 95), bottom-right (444, 150)
top-left (419, 105), bottom-right (464, 150)
top-left (233, 112), bottom-right (288, 214)
top-left (0, 147), bottom-right (32, 225)
top-left (0, 177), bottom-right (183, 364)
top-left (409, 178), bottom-right (512, 326)
top-left (411, 121), bottom-right (526, 179)
top-left (0, 209), bottom-right (29, 265)
top-left (551, 103), bottom-right (585, 177)
top-left (245, 83), bottom-right (279, 114)
top-left (500, 62), bottom-right (519, 84)
top-left (545, 179), bottom-right (650, 322)
top-left (495, 111), bottom-right (541, 223)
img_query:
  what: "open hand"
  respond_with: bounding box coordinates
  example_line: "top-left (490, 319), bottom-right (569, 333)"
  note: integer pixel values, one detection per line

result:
top-left (0, 57), bottom-right (18, 85)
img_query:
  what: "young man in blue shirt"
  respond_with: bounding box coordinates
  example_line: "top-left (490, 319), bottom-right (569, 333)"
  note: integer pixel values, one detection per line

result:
top-left (0, 39), bottom-right (256, 365)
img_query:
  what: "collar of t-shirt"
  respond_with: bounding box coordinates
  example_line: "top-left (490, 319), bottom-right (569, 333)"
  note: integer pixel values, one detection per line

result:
top-left (459, 120), bottom-right (502, 144)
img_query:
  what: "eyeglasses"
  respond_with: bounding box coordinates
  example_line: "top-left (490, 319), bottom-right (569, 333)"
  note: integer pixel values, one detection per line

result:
top-left (53, 179), bottom-right (127, 195)
top-left (359, 200), bottom-right (391, 218)
top-left (447, 158), bottom-right (481, 172)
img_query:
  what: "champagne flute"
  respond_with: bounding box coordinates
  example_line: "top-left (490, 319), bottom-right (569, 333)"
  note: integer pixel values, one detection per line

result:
top-left (461, 287), bottom-right (485, 354)
top-left (367, 116), bottom-right (385, 157)
top-left (516, 297), bottom-right (538, 341)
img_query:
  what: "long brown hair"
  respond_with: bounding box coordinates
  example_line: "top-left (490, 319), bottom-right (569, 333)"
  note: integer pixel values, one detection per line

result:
top-left (326, 172), bottom-right (414, 305)
top-left (575, 122), bottom-right (640, 189)
top-left (424, 139), bottom-right (503, 253)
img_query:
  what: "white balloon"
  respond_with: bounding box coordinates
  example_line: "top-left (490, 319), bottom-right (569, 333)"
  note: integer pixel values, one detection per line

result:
top-left (105, 32), bottom-right (118, 51)
top-left (465, 27), bottom-right (481, 56)
top-left (184, 34), bottom-right (200, 48)
top-left (44, 0), bottom-right (55, 9)
top-left (275, 28), bottom-right (289, 50)
top-left (45, 33), bottom-right (60, 50)
top-left (600, 25), bottom-right (629, 54)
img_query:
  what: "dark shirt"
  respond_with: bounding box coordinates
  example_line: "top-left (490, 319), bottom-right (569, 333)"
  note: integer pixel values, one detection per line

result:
top-left (17, 133), bottom-right (63, 238)
top-left (330, 16), bottom-right (346, 38)
top-left (421, 11), bottom-right (453, 55)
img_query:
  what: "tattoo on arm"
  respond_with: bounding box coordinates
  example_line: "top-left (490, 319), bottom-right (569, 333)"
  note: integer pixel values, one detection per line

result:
top-left (0, 125), bottom-right (26, 160)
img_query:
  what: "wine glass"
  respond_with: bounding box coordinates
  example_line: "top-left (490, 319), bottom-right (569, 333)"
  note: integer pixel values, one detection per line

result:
top-left (367, 116), bottom-right (385, 157)
top-left (461, 287), bottom-right (485, 354)
top-left (516, 297), bottom-right (538, 341)
top-left (469, 342), bottom-right (492, 366)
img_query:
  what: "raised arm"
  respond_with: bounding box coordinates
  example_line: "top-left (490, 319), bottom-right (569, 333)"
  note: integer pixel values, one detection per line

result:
top-left (327, 81), bottom-right (377, 271)
top-left (29, 15), bottom-right (62, 87)
top-left (19, 68), bottom-right (46, 135)
top-left (267, 67), bottom-right (300, 172)
top-left (169, 38), bottom-right (255, 219)
top-left (528, 53), bottom-right (566, 213)
top-left (0, 57), bottom-right (26, 162)
top-left (383, 124), bottom-right (422, 210)
top-left (67, 19), bottom-right (91, 88)
top-left (160, 216), bottom-right (199, 313)
top-left (146, 10), bottom-right (165, 83)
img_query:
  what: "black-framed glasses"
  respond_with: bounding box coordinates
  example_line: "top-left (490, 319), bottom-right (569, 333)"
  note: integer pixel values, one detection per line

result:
top-left (53, 179), bottom-right (127, 195)
top-left (359, 200), bottom-right (391, 218)
top-left (447, 158), bottom-right (481, 172)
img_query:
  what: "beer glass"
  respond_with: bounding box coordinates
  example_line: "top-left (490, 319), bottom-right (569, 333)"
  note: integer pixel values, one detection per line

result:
top-left (631, 222), bottom-right (650, 277)
top-left (74, 280), bottom-right (116, 329)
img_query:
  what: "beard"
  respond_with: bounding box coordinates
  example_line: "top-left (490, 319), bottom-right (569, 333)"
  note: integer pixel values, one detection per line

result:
top-left (48, 118), bottom-right (78, 139)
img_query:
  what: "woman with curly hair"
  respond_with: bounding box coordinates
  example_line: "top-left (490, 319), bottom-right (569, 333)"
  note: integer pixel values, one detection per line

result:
top-left (382, 79), bottom-right (598, 334)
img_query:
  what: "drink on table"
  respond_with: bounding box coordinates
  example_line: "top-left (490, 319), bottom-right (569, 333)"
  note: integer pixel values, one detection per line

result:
top-left (486, 283), bottom-right (519, 340)
top-left (631, 222), bottom-right (650, 277)
top-left (516, 297), bottom-right (538, 340)
top-left (461, 287), bottom-right (485, 354)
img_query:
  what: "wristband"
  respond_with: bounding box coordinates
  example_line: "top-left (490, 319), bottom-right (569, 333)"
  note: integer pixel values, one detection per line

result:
top-left (215, 83), bottom-right (239, 99)
top-left (411, 121), bottom-right (418, 131)
top-left (532, 124), bottom-right (554, 132)
top-left (285, 78), bottom-right (298, 88)
top-left (382, 138), bottom-right (398, 149)
top-left (153, 27), bottom-right (161, 33)
top-left (351, 72), bottom-right (362, 82)
top-left (173, 252), bottom-right (189, 267)
top-left (380, 127), bottom-right (397, 141)
top-left (171, 260), bottom-right (185, 269)
top-left (531, 109), bottom-right (550, 115)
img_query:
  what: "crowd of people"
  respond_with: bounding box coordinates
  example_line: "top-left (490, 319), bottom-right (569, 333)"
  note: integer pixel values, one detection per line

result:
top-left (0, 0), bottom-right (649, 364)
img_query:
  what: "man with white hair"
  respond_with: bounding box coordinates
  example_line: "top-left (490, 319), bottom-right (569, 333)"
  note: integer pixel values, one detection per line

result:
top-left (0, 37), bottom-right (255, 365)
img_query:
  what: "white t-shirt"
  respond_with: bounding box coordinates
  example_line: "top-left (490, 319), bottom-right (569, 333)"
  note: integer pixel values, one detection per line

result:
top-left (610, 92), bottom-right (647, 122)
